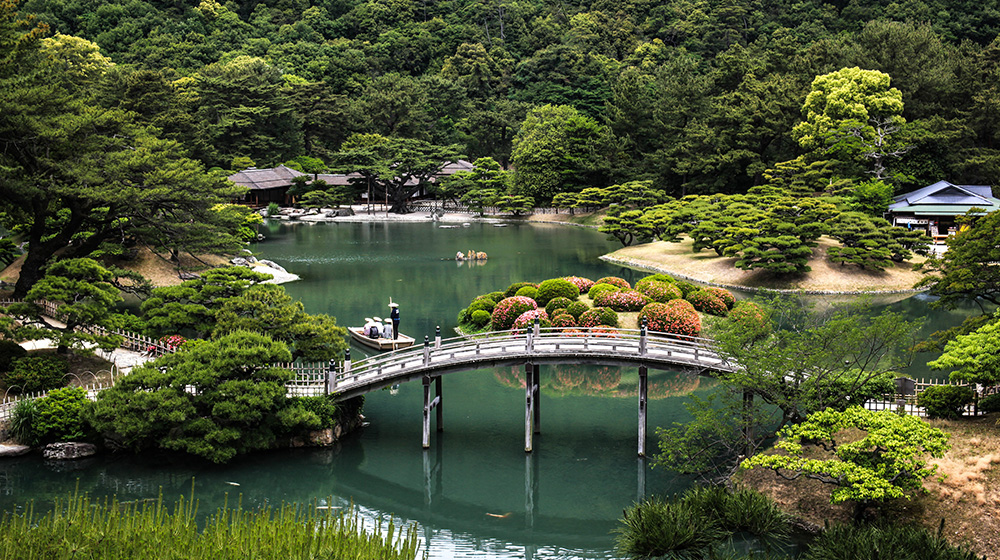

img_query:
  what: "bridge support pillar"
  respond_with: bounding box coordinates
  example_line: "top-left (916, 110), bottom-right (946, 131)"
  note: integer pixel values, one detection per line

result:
top-left (533, 364), bottom-right (540, 434)
top-left (436, 376), bottom-right (443, 432)
top-left (422, 375), bottom-right (442, 449)
top-left (638, 366), bottom-right (648, 457)
top-left (525, 363), bottom-right (535, 452)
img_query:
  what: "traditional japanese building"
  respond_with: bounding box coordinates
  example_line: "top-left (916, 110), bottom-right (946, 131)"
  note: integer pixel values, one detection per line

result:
top-left (886, 180), bottom-right (1000, 242)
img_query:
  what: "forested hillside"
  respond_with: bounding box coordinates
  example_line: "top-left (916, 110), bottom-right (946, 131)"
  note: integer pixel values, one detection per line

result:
top-left (8, 0), bottom-right (1000, 197)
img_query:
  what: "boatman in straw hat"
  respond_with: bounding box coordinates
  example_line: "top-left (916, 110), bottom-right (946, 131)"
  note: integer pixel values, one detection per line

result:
top-left (389, 300), bottom-right (400, 339)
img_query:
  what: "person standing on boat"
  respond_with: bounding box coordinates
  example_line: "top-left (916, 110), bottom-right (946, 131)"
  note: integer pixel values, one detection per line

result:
top-left (389, 302), bottom-right (400, 339)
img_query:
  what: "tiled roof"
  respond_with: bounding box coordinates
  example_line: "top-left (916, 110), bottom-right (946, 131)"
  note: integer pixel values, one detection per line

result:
top-left (228, 165), bottom-right (305, 190)
top-left (890, 180), bottom-right (996, 209)
top-left (314, 173), bottom-right (363, 186)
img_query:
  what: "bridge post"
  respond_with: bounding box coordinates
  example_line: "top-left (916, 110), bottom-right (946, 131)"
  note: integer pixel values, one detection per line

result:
top-left (639, 319), bottom-right (647, 356)
top-left (435, 376), bottom-right (443, 432)
top-left (638, 366), bottom-right (648, 457)
top-left (533, 317), bottom-right (540, 338)
top-left (525, 363), bottom-right (534, 453)
top-left (435, 325), bottom-right (441, 348)
top-left (533, 363), bottom-right (540, 434)
top-left (422, 376), bottom-right (432, 449)
top-left (344, 348), bottom-right (351, 376)
top-left (423, 336), bottom-right (430, 365)
top-left (326, 358), bottom-right (335, 395)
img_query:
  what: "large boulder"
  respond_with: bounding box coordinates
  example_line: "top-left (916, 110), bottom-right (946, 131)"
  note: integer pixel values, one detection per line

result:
top-left (0, 444), bottom-right (30, 458)
top-left (42, 442), bottom-right (97, 460)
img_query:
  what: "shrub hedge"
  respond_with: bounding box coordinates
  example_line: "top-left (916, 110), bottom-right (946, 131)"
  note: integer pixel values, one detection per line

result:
top-left (514, 286), bottom-right (538, 300)
top-left (595, 276), bottom-right (631, 290)
top-left (686, 290), bottom-right (728, 316)
top-left (565, 301), bottom-right (590, 320)
top-left (504, 282), bottom-right (538, 298)
top-left (588, 282), bottom-right (622, 301)
top-left (579, 307), bottom-right (619, 328)
top-left (470, 310), bottom-right (491, 328)
top-left (640, 300), bottom-right (702, 337)
top-left (545, 297), bottom-right (573, 315)
top-left (594, 290), bottom-right (650, 311)
top-left (636, 280), bottom-right (682, 303)
top-left (703, 287), bottom-right (736, 309)
top-left (917, 385), bottom-right (975, 419)
top-left (535, 278), bottom-right (579, 306)
top-left (513, 309), bottom-right (551, 331)
top-left (3, 355), bottom-right (68, 394)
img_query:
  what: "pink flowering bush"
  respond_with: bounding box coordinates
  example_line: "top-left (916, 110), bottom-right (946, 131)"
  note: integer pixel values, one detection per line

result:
top-left (551, 313), bottom-right (577, 329)
top-left (728, 301), bottom-right (769, 336)
top-left (491, 296), bottom-right (538, 330)
top-left (159, 334), bottom-right (186, 350)
top-left (704, 287), bottom-right (736, 310)
top-left (513, 309), bottom-right (551, 331)
top-left (563, 276), bottom-right (595, 294)
top-left (639, 300), bottom-right (702, 337)
top-left (686, 290), bottom-right (728, 316)
top-left (595, 276), bottom-right (631, 290)
top-left (636, 280), bottom-right (683, 303)
top-left (578, 307), bottom-right (620, 328)
top-left (594, 289), bottom-right (650, 311)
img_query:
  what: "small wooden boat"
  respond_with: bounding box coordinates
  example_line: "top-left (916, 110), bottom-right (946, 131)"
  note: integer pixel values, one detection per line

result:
top-left (348, 327), bottom-right (415, 351)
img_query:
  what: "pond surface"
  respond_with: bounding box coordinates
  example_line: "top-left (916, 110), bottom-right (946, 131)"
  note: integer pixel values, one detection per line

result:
top-left (0, 220), bottom-right (972, 559)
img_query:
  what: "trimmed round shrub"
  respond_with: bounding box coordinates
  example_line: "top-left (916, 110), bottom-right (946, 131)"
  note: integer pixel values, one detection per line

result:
top-left (566, 301), bottom-right (590, 320)
top-left (588, 282), bottom-right (622, 301)
top-left (704, 287), bottom-right (736, 309)
top-left (728, 301), bottom-right (770, 336)
top-left (535, 278), bottom-right (579, 306)
top-left (635, 274), bottom-right (676, 289)
top-left (545, 297), bottom-right (573, 316)
top-left (515, 286), bottom-right (538, 300)
top-left (504, 282), bottom-right (538, 298)
top-left (564, 276), bottom-right (595, 294)
top-left (686, 290), bottom-right (728, 316)
top-left (594, 290), bottom-right (651, 311)
top-left (980, 393), bottom-right (1000, 413)
top-left (637, 280), bottom-right (683, 303)
top-left (491, 296), bottom-right (539, 330)
top-left (32, 386), bottom-right (90, 444)
top-left (917, 385), bottom-right (975, 419)
top-left (470, 310), bottom-right (492, 328)
top-left (675, 281), bottom-right (698, 297)
top-left (579, 307), bottom-right (619, 328)
top-left (3, 355), bottom-right (68, 394)
top-left (0, 340), bottom-right (27, 372)
top-left (595, 276), bottom-right (631, 290)
top-left (512, 309), bottom-right (551, 331)
top-left (640, 300), bottom-right (702, 337)
top-left (468, 298), bottom-right (496, 314)
top-left (551, 313), bottom-right (577, 329)
top-left (485, 291), bottom-right (506, 302)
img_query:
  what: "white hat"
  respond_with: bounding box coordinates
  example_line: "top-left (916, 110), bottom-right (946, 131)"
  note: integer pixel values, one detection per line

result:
top-left (388, 302), bottom-right (399, 308)
top-left (384, 318), bottom-right (393, 323)
top-left (373, 316), bottom-right (382, 322)
top-left (364, 317), bottom-right (373, 323)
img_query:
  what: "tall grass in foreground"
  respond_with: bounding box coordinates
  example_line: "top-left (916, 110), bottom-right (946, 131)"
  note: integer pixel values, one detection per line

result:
top-left (0, 490), bottom-right (420, 560)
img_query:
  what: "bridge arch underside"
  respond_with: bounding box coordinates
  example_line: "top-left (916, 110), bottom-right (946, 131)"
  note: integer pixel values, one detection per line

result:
top-left (334, 355), bottom-right (722, 402)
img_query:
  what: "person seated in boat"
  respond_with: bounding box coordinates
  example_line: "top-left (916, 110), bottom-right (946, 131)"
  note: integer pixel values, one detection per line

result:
top-left (382, 318), bottom-right (393, 339)
top-left (363, 317), bottom-right (380, 338)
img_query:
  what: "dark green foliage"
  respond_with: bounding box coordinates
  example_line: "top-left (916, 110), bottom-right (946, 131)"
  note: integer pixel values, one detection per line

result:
top-left (470, 310), bottom-right (491, 328)
top-left (804, 521), bottom-right (980, 560)
top-left (686, 290), bottom-right (729, 316)
top-left (0, 340), bottom-right (26, 372)
top-left (565, 301), bottom-right (590, 320)
top-left (544, 297), bottom-right (573, 316)
top-left (535, 278), bottom-right (578, 307)
top-left (579, 307), bottom-right (619, 328)
top-left (587, 282), bottom-right (621, 301)
top-left (31, 387), bottom-right (90, 444)
top-left (291, 396), bottom-right (339, 430)
top-left (917, 385), bottom-right (975, 419)
top-left (674, 281), bottom-right (698, 297)
top-left (467, 299), bottom-right (496, 315)
top-left (504, 282), bottom-right (537, 298)
top-left (3, 355), bottom-right (67, 394)
top-left (979, 393), bottom-right (1000, 412)
top-left (636, 280), bottom-right (683, 303)
top-left (8, 398), bottom-right (37, 446)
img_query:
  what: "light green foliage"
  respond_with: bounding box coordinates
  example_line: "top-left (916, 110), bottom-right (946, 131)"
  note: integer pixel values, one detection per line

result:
top-left (848, 179), bottom-right (895, 217)
top-left (534, 278), bottom-right (578, 307)
top-left (712, 296), bottom-right (922, 426)
top-left (929, 314), bottom-right (1000, 384)
top-left (741, 407), bottom-right (949, 509)
top-left (88, 330), bottom-right (303, 463)
top-left (916, 385), bottom-right (975, 419)
top-left (31, 386), bottom-right (90, 444)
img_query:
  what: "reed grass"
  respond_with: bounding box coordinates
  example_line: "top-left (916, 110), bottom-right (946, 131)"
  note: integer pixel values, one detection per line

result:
top-left (0, 487), bottom-right (419, 560)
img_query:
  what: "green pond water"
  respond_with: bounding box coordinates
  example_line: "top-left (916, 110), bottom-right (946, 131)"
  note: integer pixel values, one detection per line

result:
top-left (0, 220), bottom-right (973, 559)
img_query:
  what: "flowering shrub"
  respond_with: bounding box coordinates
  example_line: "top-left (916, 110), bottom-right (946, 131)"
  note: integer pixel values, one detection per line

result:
top-left (566, 301), bottom-right (590, 319)
top-left (512, 309), bottom-right (551, 331)
top-left (589, 327), bottom-right (620, 338)
top-left (535, 278), bottom-right (579, 306)
top-left (704, 287), bottom-right (736, 309)
top-left (578, 307), bottom-right (619, 328)
top-left (551, 313), bottom-right (577, 329)
top-left (635, 274), bottom-right (676, 290)
top-left (515, 286), bottom-right (538, 300)
top-left (491, 296), bottom-right (539, 330)
top-left (563, 276), bottom-right (595, 294)
top-left (636, 280), bottom-right (683, 303)
top-left (504, 282), bottom-right (538, 298)
top-left (639, 300), bottom-right (702, 336)
top-left (686, 290), bottom-right (728, 316)
top-left (595, 276), bottom-right (631, 290)
top-left (587, 282), bottom-right (621, 301)
top-left (728, 301), bottom-right (769, 335)
top-left (594, 289), bottom-right (650, 311)
top-left (545, 297), bottom-right (574, 315)
top-left (159, 334), bottom-right (186, 349)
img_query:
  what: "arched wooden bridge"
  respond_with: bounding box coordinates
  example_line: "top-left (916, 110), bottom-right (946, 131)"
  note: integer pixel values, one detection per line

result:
top-left (292, 325), bottom-right (736, 456)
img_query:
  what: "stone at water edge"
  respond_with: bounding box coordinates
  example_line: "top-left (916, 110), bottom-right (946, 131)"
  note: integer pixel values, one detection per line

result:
top-left (0, 444), bottom-right (30, 458)
top-left (42, 442), bottom-right (97, 460)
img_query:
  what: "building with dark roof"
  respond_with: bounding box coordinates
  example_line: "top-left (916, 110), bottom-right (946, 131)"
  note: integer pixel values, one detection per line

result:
top-left (887, 180), bottom-right (1000, 242)
top-left (227, 165), bottom-right (306, 207)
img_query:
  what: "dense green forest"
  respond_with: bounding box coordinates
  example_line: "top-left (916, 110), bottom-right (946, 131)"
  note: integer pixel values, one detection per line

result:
top-left (10, 0), bottom-right (1000, 192)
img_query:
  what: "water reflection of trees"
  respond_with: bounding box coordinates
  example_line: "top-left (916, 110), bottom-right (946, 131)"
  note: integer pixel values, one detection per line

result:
top-left (495, 366), bottom-right (699, 398)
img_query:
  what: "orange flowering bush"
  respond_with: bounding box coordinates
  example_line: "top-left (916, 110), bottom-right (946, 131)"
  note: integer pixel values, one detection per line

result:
top-left (686, 290), bottom-right (728, 316)
top-left (639, 300), bottom-right (702, 336)
top-left (594, 289), bottom-right (650, 311)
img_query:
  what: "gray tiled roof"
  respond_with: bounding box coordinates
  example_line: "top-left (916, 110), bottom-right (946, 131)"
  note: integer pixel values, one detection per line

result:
top-left (890, 180), bottom-right (995, 209)
top-left (228, 165), bottom-right (305, 190)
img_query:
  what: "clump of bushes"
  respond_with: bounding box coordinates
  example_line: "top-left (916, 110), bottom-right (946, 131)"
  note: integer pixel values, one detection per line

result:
top-left (639, 300), bottom-right (702, 337)
top-left (565, 301), bottom-right (590, 320)
top-left (594, 290), bottom-right (650, 312)
top-left (11, 387), bottom-right (91, 446)
top-left (545, 297), bottom-right (573, 315)
top-left (804, 521), bottom-right (981, 560)
top-left (595, 276), bottom-right (631, 290)
top-left (535, 278), bottom-right (579, 306)
top-left (635, 274), bottom-right (676, 289)
top-left (515, 286), bottom-right (538, 300)
top-left (686, 290), bottom-right (728, 316)
top-left (470, 310), bottom-right (491, 328)
top-left (579, 307), bottom-right (619, 328)
top-left (551, 313), bottom-right (577, 329)
top-left (504, 282), bottom-right (538, 298)
top-left (704, 287), bottom-right (735, 309)
top-left (636, 280), bottom-right (682, 303)
top-left (512, 309), bottom-right (551, 331)
top-left (563, 276), bottom-right (595, 294)
top-left (728, 301), bottom-right (769, 335)
top-left (674, 281), bottom-right (698, 297)
top-left (2, 355), bottom-right (68, 394)
top-left (491, 296), bottom-right (538, 330)
top-left (918, 385), bottom-right (975, 419)
top-left (980, 393), bottom-right (1000, 413)
top-left (588, 282), bottom-right (622, 301)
